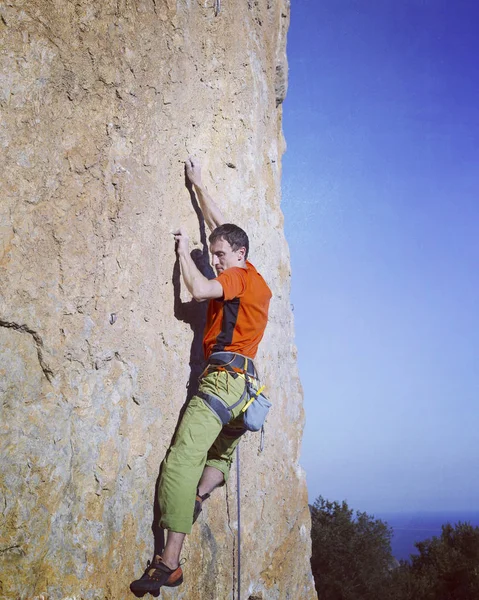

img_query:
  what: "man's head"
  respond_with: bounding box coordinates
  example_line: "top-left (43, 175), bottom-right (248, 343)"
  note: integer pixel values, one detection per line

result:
top-left (209, 223), bottom-right (249, 275)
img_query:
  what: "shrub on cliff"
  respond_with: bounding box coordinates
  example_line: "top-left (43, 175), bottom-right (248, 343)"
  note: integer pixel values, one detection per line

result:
top-left (309, 496), bottom-right (395, 600)
top-left (390, 522), bottom-right (479, 600)
top-left (311, 498), bottom-right (479, 600)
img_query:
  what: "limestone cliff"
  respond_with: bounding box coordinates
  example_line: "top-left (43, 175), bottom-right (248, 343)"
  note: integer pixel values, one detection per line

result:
top-left (0, 1), bottom-right (317, 598)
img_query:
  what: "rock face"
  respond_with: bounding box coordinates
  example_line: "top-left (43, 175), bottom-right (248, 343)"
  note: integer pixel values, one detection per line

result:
top-left (0, 1), bottom-right (317, 599)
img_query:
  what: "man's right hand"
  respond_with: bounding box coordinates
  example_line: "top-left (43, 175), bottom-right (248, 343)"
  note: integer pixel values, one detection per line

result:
top-left (186, 156), bottom-right (203, 187)
top-left (173, 228), bottom-right (190, 256)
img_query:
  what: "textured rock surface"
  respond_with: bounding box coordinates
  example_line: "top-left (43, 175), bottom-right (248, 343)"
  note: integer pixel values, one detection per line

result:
top-left (0, 1), bottom-right (316, 598)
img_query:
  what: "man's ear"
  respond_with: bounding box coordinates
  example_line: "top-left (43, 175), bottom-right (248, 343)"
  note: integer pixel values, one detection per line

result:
top-left (237, 247), bottom-right (246, 261)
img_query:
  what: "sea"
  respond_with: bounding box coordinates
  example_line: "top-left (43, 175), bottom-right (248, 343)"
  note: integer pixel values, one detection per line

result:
top-left (376, 511), bottom-right (479, 562)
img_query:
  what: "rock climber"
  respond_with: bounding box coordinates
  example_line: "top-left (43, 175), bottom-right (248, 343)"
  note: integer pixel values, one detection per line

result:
top-left (130, 157), bottom-right (272, 596)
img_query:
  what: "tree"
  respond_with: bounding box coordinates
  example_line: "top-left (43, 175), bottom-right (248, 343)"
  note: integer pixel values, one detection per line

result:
top-left (310, 496), bottom-right (395, 600)
top-left (391, 522), bottom-right (479, 600)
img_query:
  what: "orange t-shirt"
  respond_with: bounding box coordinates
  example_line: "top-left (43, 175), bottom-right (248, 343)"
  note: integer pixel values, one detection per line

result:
top-left (203, 261), bottom-right (272, 359)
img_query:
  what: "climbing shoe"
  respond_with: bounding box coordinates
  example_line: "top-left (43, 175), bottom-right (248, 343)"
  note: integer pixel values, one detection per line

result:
top-left (130, 555), bottom-right (183, 597)
top-left (193, 491), bottom-right (210, 524)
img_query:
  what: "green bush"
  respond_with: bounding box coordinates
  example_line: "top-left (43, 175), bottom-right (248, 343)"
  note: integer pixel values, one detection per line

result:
top-left (310, 496), bottom-right (479, 600)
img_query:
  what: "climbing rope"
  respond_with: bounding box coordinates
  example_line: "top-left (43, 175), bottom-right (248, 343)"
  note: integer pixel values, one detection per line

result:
top-left (236, 434), bottom-right (264, 599)
top-left (214, 0), bottom-right (221, 17)
top-left (236, 444), bottom-right (241, 600)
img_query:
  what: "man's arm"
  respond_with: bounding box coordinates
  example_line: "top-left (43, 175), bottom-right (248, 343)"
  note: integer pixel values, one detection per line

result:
top-left (186, 157), bottom-right (226, 231)
top-left (174, 228), bottom-right (223, 302)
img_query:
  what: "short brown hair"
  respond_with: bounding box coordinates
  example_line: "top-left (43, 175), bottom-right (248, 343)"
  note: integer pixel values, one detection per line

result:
top-left (209, 224), bottom-right (249, 259)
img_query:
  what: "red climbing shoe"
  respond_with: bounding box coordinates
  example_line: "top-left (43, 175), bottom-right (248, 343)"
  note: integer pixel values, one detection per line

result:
top-left (130, 555), bottom-right (183, 597)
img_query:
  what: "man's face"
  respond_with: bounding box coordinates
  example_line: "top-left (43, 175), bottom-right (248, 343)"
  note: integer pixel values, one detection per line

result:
top-left (210, 238), bottom-right (245, 275)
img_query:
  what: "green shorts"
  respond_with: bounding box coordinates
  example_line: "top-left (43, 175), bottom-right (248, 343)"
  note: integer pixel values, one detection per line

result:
top-left (158, 369), bottom-right (251, 534)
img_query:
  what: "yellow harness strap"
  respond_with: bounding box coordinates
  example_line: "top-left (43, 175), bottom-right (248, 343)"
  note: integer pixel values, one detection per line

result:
top-left (242, 385), bottom-right (266, 413)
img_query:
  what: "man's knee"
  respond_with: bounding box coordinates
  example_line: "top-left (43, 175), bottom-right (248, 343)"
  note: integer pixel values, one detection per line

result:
top-left (204, 458), bottom-right (230, 485)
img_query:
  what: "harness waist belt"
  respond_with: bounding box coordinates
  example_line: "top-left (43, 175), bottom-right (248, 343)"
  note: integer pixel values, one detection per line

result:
top-left (207, 352), bottom-right (257, 378)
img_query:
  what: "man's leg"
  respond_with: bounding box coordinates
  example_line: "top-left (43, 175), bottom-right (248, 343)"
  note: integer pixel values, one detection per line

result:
top-left (204, 417), bottom-right (246, 485)
top-left (159, 370), bottom-right (249, 533)
top-left (161, 531), bottom-right (186, 570)
top-left (131, 393), bottom-right (223, 596)
top-left (197, 465), bottom-right (225, 496)
top-left (162, 466), bottom-right (227, 569)
top-left (158, 394), bottom-right (223, 535)
top-left (132, 370), bottom-right (249, 595)
top-left (192, 425), bottom-right (245, 526)
top-left (163, 464), bottom-right (225, 568)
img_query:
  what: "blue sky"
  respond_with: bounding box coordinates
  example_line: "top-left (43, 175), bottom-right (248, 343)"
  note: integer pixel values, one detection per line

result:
top-left (282, 0), bottom-right (479, 513)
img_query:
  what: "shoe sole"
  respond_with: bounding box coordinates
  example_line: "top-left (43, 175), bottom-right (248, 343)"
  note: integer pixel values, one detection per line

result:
top-left (130, 588), bottom-right (160, 598)
top-left (165, 575), bottom-right (184, 587)
top-left (130, 575), bottom-right (183, 597)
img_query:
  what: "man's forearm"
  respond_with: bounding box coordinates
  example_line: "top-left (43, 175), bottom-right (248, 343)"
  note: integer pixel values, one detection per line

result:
top-left (178, 250), bottom-right (211, 301)
top-left (194, 183), bottom-right (226, 231)
top-left (185, 157), bottom-right (227, 230)
top-left (174, 227), bottom-right (224, 301)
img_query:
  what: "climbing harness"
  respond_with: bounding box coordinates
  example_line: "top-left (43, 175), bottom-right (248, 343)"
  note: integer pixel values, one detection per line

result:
top-left (199, 352), bottom-right (271, 433)
top-left (197, 388), bottom-right (247, 426)
top-left (205, 351), bottom-right (258, 379)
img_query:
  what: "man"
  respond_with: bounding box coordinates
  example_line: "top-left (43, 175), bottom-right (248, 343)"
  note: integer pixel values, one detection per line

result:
top-left (130, 157), bottom-right (272, 596)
